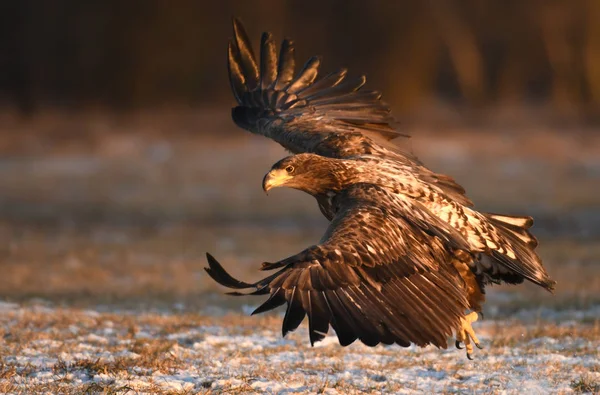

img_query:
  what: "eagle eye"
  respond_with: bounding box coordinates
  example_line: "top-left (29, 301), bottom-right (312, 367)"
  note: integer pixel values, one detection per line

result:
top-left (285, 165), bottom-right (294, 173)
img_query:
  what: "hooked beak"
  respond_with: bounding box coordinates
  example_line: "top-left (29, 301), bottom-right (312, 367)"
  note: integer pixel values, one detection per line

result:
top-left (262, 169), bottom-right (292, 194)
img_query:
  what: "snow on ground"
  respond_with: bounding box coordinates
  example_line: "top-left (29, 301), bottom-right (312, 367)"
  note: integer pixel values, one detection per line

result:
top-left (0, 302), bottom-right (598, 394)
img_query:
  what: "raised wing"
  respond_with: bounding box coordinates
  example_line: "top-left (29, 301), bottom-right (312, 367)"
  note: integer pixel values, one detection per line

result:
top-left (228, 18), bottom-right (472, 205)
top-left (205, 184), bottom-right (471, 348)
top-left (228, 18), bottom-right (408, 157)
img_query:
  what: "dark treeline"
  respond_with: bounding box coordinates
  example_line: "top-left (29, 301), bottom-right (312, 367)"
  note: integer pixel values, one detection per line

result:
top-left (0, 0), bottom-right (598, 116)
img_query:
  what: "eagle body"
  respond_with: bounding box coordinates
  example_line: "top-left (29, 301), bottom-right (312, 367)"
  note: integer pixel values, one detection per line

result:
top-left (206, 18), bottom-right (555, 357)
top-left (266, 153), bottom-right (552, 291)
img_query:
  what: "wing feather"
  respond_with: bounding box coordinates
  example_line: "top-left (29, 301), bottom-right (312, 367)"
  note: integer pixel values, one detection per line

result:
top-left (232, 18), bottom-right (259, 91)
top-left (282, 287), bottom-right (306, 336)
top-left (322, 290), bottom-right (359, 346)
top-left (304, 75), bottom-right (367, 101)
top-left (205, 184), bottom-right (470, 348)
top-left (286, 56), bottom-right (321, 94)
top-left (228, 18), bottom-right (407, 154)
top-left (259, 32), bottom-right (278, 90)
top-left (302, 290), bottom-right (330, 345)
top-left (274, 39), bottom-right (295, 90)
top-left (335, 287), bottom-right (387, 346)
top-left (227, 41), bottom-right (246, 104)
top-left (297, 69), bottom-right (348, 99)
top-left (251, 287), bottom-right (286, 315)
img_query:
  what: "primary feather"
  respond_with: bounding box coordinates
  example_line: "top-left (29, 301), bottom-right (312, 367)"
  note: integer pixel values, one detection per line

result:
top-left (228, 17), bottom-right (405, 154)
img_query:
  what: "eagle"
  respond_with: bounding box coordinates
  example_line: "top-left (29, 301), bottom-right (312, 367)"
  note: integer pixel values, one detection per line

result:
top-left (205, 18), bottom-right (555, 358)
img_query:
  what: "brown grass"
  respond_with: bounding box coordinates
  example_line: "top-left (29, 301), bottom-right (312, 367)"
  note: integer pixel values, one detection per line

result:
top-left (0, 305), bottom-right (597, 393)
top-left (571, 374), bottom-right (600, 393)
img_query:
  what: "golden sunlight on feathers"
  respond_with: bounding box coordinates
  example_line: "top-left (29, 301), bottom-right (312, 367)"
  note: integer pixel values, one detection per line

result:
top-left (205, 18), bottom-right (555, 360)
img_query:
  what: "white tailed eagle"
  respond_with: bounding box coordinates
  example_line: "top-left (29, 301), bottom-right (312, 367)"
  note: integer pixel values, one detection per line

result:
top-left (206, 19), bottom-right (554, 359)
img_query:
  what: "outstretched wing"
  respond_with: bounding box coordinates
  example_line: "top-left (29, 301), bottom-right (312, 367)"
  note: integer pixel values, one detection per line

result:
top-left (228, 18), bottom-right (408, 157)
top-left (206, 184), bottom-right (471, 348)
top-left (228, 18), bottom-right (472, 205)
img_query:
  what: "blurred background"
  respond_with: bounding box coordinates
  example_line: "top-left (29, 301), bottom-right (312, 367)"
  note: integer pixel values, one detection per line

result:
top-left (2, 0), bottom-right (600, 119)
top-left (0, 1), bottom-right (598, 315)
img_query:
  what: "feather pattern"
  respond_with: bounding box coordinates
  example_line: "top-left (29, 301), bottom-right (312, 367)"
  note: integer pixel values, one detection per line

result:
top-left (217, 20), bottom-right (555, 350)
top-left (228, 18), bottom-right (406, 150)
top-left (259, 32), bottom-right (278, 90)
top-left (226, 18), bottom-right (478, 214)
top-left (231, 18), bottom-right (259, 91)
top-left (332, 154), bottom-right (555, 290)
top-left (206, 182), bottom-right (472, 348)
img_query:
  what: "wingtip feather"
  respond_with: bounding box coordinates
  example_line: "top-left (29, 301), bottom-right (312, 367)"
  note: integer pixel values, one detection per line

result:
top-left (227, 18), bottom-right (409, 149)
top-left (260, 31), bottom-right (278, 89)
top-left (286, 56), bottom-right (321, 93)
top-left (205, 252), bottom-right (254, 289)
top-left (228, 41), bottom-right (246, 103)
top-left (231, 17), bottom-right (259, 91)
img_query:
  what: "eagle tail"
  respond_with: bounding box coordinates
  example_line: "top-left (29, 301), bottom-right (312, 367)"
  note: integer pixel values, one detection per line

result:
top-left (228, 17), bottom-right (406, 140)
top-left (482, 214), bottom-right (555, 292)
top-left (485, 213), bottom-right (538, 248)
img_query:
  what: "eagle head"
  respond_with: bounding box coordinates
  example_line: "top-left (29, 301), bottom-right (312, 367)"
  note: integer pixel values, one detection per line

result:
top-left (262, 154), bottom-right (347, 196)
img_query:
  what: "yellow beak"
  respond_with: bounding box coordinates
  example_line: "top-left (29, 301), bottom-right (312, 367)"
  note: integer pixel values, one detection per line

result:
top-left (262, 169), bottom-right (292, 193)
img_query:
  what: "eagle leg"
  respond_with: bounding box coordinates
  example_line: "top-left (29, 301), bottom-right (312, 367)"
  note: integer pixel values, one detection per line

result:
top-left (455, 311), bottom-right (482, 359)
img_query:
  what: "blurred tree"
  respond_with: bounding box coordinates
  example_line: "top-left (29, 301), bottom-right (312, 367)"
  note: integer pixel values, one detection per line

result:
top-left (429, 0), bottom-right (485, 104)
top-left (584, 0), bottom-right (600, 114)
top-left (537, 0), bottom-right (585, 113)
top-left (0, 0), bottom-right (597, 120)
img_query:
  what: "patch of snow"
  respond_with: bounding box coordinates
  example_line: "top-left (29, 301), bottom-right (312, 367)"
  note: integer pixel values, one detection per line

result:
top-left (251, 379), bottom-right (308, 393)
top-left (311, 335), bottom-right (339, 348)
top-left (1, 304), bottom-right (598, 394)
top-left (79, 333), bottom-right (109, 344)
top-left (154, 374), bottom-right (195, 392)
top-left (134, 330), bottom-right (152, 339)
top-left (0, 301), bottom-right (20, 311)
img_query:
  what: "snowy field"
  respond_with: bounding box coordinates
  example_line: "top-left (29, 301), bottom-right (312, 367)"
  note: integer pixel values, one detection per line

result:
top-left (1, 114), bottom-right (599, 393)
top-left (0, 302), bottom-right (598, 394)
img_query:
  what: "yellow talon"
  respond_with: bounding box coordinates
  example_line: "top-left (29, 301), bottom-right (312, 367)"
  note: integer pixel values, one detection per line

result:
top-left (455, 311), bottom-right (482, 359)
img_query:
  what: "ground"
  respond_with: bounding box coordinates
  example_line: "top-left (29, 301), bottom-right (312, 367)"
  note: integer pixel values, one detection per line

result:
top-left (0, 111), bottom-right (599, 394)
top-left (0, 303), bottom-right (598, 394)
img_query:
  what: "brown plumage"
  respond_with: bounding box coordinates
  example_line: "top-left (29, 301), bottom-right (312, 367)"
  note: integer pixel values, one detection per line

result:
top-left (208, 155), bottom-right (473, 348)
top-left (226, 18), bottom-right (554, 292)
top-left (208, 19), bottom-right (556, 356)
top-left (228, 18), bottom-right (404, 153)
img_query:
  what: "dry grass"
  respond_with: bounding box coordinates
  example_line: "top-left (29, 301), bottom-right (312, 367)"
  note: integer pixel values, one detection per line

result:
top-left (571, 374), bottom-right (600, 393)
top-left (0, 305), bottom-right (598, 394)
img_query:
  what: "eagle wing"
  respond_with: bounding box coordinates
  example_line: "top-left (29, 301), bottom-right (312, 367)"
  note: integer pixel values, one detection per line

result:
top-left (205, 183), bottom-right (472, 348)
top-left (228, 19), bottom-right (473, 206)
top-left (228, 18), bottom-right (408, 157)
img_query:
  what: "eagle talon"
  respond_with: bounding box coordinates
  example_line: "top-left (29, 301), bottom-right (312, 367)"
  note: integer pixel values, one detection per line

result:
top-left (455, 311), bottom-right (481, 358)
